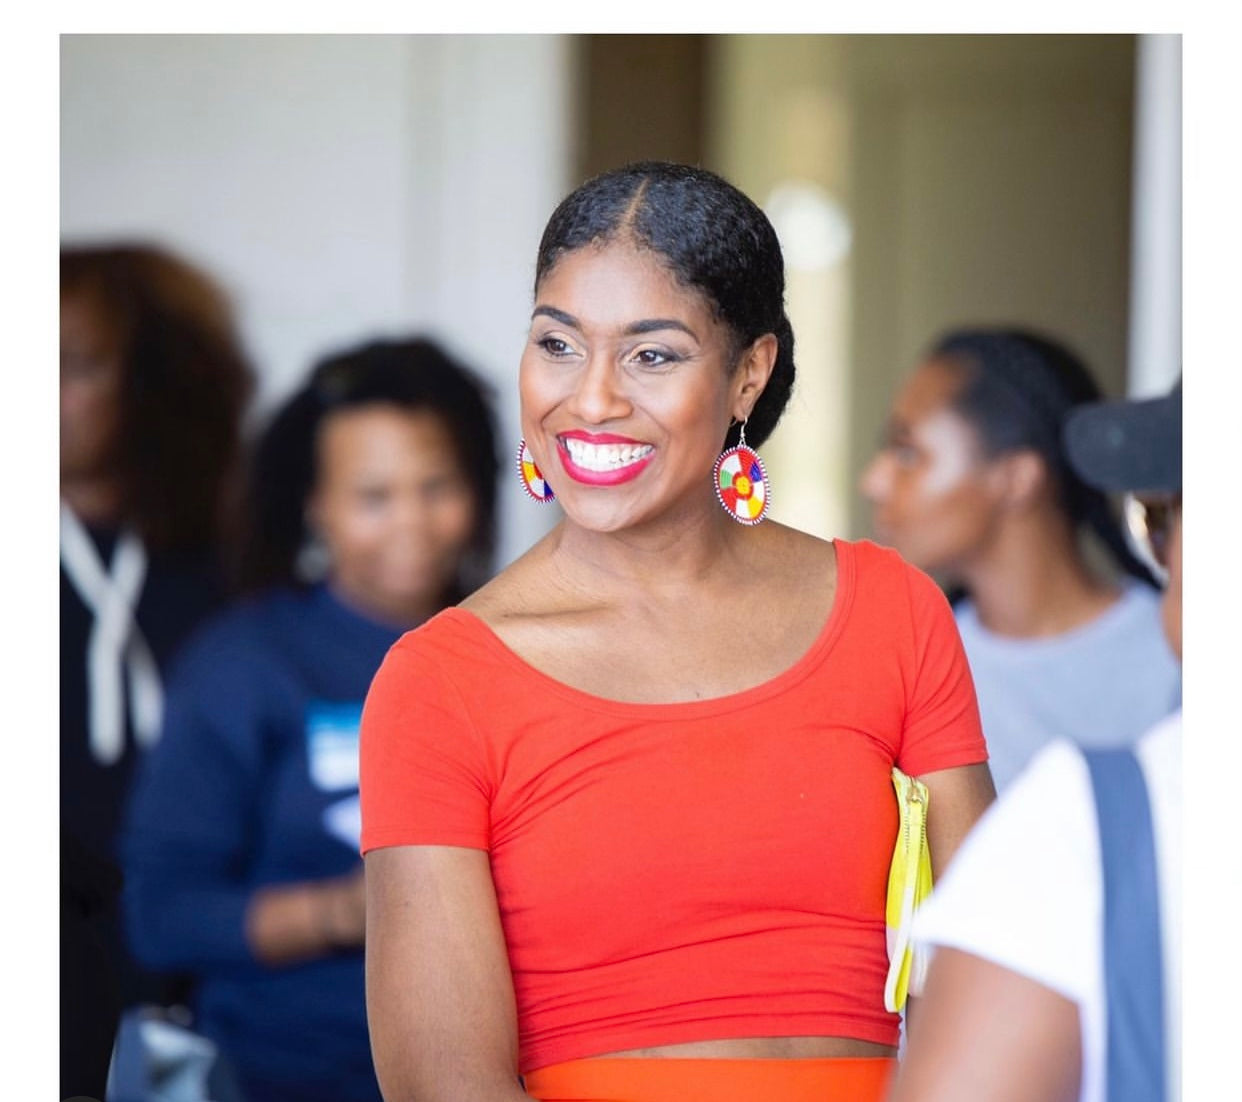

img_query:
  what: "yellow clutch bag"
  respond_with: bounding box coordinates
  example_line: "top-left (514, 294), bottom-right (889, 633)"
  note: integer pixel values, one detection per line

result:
top-left (884, 767), bottom-right (932, 1013)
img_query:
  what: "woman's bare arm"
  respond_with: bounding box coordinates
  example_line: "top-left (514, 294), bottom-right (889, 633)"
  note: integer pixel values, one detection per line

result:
top-left (901, 761), bottom-right (995, 1029)
top-left (920, 762), bottom-right (996, 879)
top-left (365, 845), bottom-right (532, 1102)
top-left (888, 947), bottom-right (1081, 1102)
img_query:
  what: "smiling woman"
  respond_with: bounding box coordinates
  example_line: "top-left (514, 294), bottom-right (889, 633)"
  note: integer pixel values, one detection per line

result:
top-left (359, 163), bottom-right (997, 1102)
top-left (518, 242), bottom-right (759, 529)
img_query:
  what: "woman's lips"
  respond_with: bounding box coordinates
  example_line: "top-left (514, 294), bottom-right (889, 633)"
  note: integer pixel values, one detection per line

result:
top-left (556, 433), bottom-right (655, 486)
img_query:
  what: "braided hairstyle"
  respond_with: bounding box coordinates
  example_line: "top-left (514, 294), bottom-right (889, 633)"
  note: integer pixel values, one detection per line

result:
top-left (235, 336), bottom-right (500, 600)
top-left (931, 327), bottom-right (1160, 588)
top-left (534, 161), bottom-right (795, 450)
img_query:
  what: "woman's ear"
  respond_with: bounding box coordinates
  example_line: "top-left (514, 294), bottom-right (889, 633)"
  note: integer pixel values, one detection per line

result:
top-left (993, 449), bottom-right (1050, 511)
top-left (296, 496), bottom-right (333, 582)
top-left (731, 333), bottom-right (779, 423)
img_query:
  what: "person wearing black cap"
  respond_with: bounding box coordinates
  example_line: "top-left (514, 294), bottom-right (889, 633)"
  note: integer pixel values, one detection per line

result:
top-left (887, 379), bottom-right (1182, 1102)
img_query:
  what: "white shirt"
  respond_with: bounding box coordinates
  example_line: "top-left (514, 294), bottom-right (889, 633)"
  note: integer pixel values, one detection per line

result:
top-left (912, 711), bottom-right (1182, 1102)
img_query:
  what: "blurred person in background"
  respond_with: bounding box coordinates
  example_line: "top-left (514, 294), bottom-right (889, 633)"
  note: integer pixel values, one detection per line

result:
top-left (860, 328), bottom-right (1180, 791)
top-left (60, 242), bottom-right (254, 1097)
top-left (888, 379), bottom-right (1182, 1102)
top-left (121, 337), bottom-right (499, 1102)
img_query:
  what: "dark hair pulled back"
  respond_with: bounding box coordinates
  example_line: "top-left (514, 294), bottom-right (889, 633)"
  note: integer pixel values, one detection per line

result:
top-left (534, 161), bottom-right (795, 449)
top-left (236, 336), bottom-right (500, 599)
top-left (932, 327), bottom-right (1160, 589)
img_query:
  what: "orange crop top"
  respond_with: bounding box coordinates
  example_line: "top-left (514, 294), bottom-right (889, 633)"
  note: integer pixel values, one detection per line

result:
top-left (360, 539), bottom-right (987, 1073)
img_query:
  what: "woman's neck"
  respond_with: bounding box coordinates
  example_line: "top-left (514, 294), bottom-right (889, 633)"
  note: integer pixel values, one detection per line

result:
top-left (958, 515), bottom-right (1120, 639)
top-left (548, 503), bottom-right (752, 596)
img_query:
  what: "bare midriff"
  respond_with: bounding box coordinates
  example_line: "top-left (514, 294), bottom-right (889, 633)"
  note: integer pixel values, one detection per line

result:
top-left (592, 1036), bottom-right (898, 1060)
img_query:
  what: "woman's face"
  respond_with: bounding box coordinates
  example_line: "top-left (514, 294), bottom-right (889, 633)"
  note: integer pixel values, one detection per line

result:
top-left (519, 242), bottom-right (765, 534)
top-left (859, 358), bottom-right (1007, 576)
top-left (60, 290), bottom-right (124, 483)
top-left (308, 404), bottom-right (478, 624)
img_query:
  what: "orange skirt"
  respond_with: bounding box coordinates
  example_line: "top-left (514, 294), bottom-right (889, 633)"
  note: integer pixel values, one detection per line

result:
top-left (523, 1056), bottom-right (896, 1102)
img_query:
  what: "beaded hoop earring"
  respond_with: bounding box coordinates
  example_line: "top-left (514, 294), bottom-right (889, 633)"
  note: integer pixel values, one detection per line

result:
top-left (516, 438), bottom-right (555, 503)
top-left (713, 421), bottom-right (770, 525)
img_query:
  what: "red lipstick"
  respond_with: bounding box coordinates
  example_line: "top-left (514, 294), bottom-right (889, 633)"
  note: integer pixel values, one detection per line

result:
top-left (556, 431), bottom-right (656, 486)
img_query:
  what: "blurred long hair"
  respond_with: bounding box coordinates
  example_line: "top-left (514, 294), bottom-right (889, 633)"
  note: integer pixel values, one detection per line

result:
top-left (60, 242), bottom-right (255, 554)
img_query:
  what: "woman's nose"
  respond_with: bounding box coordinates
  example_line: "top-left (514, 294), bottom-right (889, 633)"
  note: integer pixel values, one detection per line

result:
top-left (566, 354), bottom-right (631, 424)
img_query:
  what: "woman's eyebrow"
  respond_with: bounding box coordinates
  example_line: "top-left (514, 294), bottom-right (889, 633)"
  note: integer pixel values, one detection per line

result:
top-left (531, 306), bottom-right (699, 342)
top-left (624, 318), bottom-right (698, 339)
top-left (531, 305), bottom-right (579, 328)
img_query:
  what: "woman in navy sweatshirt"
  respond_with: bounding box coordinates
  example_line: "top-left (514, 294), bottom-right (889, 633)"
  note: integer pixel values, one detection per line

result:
top-left (121, 336), bottom-right (499, 1102)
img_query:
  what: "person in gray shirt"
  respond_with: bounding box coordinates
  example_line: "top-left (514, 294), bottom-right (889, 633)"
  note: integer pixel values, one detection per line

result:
top-left (860, 328), bottom-right (1180, 791)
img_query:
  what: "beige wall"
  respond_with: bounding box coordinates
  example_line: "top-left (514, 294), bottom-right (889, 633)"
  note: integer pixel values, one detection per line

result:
top-left (708, 34), bottom-right (1136, 539)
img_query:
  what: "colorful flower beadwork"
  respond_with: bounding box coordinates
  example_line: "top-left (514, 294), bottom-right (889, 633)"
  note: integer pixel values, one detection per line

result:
top-left (714, 443), bottom-right (769, 525)
top-left (516, 439), bottom-right (555, 503)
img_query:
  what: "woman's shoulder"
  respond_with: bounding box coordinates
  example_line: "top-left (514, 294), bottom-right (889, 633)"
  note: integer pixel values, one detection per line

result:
top-left (732, 521), bottom-right (833, 582)
top-left (384, 600), bottom-right (509, 678)
top-left (456, 531), bottom-right (582, 626)
top-left (165, 586), bottom-right (315, 677)
top-left (192, 584), bottom-right (315, 637)
top-left (457, 565), bottom-right (534, 625)
top-left (1113, 580), bottom-right (1166, 619)
top-left (1088, 583), bottom-right (1178, 673)
top-left (831, 536), bottom-right (945, 605)
top-left (838, 536), bottom-right (922, 576)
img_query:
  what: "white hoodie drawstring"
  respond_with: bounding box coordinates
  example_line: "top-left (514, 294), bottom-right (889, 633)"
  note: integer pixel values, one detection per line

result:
top-left (60, 502), bottom-right (164, 765)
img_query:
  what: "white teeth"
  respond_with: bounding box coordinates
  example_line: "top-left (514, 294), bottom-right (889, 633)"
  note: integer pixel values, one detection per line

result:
top-left (563, 438), bottom-right (654, 472)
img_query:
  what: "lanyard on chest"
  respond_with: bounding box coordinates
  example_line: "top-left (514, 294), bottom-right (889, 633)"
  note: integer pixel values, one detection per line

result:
top-left (60, 502), bottom-right (164, 765)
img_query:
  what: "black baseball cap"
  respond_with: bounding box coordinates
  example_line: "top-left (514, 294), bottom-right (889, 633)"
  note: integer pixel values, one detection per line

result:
top-left (1063, 378), bottom-right (1182, 495)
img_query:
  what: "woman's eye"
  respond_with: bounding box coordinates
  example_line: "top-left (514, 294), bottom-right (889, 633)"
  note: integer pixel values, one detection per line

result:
top-left (632, 347), bottom-right (676, 369)
top-left (537, 336), bottom-right (574, 357)
top-left (889, 442), bottom-right (921, 466)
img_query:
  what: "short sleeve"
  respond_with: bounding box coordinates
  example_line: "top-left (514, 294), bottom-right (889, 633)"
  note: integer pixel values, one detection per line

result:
top-left (897, 564), bottom-right (988, 774)
top-left (359, 629), bottom-right (492, 855)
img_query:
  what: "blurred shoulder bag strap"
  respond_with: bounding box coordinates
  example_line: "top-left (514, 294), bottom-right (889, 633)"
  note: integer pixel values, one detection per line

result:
top-left (1083, 747), bottom-right (1166, 1102)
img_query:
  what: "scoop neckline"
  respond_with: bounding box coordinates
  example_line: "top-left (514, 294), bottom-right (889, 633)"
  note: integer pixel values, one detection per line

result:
top-left (436, 538), bottom-right (856, 719)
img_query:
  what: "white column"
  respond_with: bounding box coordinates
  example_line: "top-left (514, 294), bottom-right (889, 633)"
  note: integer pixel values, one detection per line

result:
top-left (403, 34), bottom-right (575, 567)
top-left (1127, 34), bottom-right (1182, 397)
